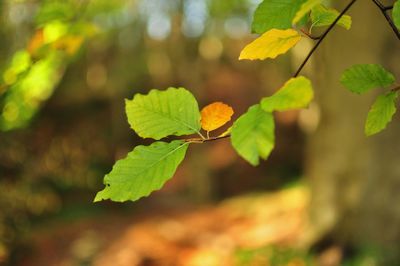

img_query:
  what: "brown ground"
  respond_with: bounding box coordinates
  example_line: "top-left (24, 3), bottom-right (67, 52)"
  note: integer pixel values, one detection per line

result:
top-left (19, 187), bottom-right (310, 266)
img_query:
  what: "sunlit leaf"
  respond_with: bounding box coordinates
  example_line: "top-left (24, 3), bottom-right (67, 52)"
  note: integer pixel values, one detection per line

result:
top-left (239, 29), bottom-right (301, 61)
top-left (365, 91), bottom-right (398, 136)
top-left (200, 102), bottom-right (234, 132)
top-left (252, 0), bottom-right (307, 34)
top-left (125, 87), bottom-right (201, 140)
top-left (293, 0), bottom-right (321, 25)
top-left (310, 4), bottom-right (352, 30)
top-left (10, 50), bottom-right (31, 75)
top-left (394, 1), bottom-right (400, 30)
top-left (231, 104), bottom-right (275, 166)
top-left (94, 140), bottom-right (189, 202)
top-left (0, 52), bottom-right (64, 131)
top-left (261, 76), bottom-right (313, 112)
top-left (341, 64), bottom-right (396, 94)
top-left (2, 50), bottom-right (32, 85)
top-left (43, 21), bottom-right (68, 43)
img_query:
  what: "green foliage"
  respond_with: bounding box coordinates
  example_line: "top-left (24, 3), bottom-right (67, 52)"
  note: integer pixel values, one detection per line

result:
top-left (252, 0), bottom-right (306, 34)
top-left (35, 1), bottom-right (74, 25)
top-left (98, 76), bottom-right (314, 201)
top-left (231, 105), bottom-right (275, 166)
top-left (394, 1), bottom-right (400, 30)
top-left (0, 0), bottom-right (108, 131)
top-left (125, 88), bottom-right (201, 140)
top-left (310, 4), bottom-right (352, 30)
top-left (292, 0), bottom-right (321, 25)
top-left (0, 52), bottom-right (64, 130)
top-left (235, 246), bottom-right (314, 266)
top-left (341, 64), bottom-right (398, 135)
top-left (95, 0), bottom-right (399, 204)
top-left (95, 141), bottom-right (189, 202)
top-left (7, 50), bottom-right (32, 75)
top-left (261, 76), bottom-right (313, 112)
top-left (365, 91), bottom-right (398, 136)
top-left (341, 64), bottom-right (396, 94)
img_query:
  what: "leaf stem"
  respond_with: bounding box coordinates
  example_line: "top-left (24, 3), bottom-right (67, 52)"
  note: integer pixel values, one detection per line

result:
top-left (371, 0), bottom-right (400, 40)
top-left (294, 0), bottom-right (359, 77)
top-left (197, 131), bottom-right (206, 140)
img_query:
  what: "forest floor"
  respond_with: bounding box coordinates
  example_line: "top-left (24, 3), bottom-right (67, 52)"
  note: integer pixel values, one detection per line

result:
top-left (16, 186), bottom-right (346, 266)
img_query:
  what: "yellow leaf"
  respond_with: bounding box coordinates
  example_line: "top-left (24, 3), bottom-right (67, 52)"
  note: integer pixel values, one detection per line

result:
top-left (239, 29), bottom-right (301, 60)
top-left (201, 102), bottom-right (234, 132)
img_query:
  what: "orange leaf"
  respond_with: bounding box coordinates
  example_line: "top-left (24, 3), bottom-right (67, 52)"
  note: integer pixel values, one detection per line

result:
top-left (28, 29), bottom-right (45, 55)
top-left (201, 102), bottom-right (234, 132)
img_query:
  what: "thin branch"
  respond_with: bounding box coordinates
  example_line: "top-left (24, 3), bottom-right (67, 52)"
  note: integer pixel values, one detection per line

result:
top-left (294, 0), bottom-right (359, 77)
top-left (371, 0), bottom-right (400, 39)
top-left (383, 5), bottom-right (393, 11)
top-left (184, 135), bottom-right (231, 144)
top-left (391, 85), bottom-right (400, 92)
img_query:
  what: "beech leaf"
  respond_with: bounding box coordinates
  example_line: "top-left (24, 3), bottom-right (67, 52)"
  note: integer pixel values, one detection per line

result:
top-left (201, 102), bottom-right (234, 132)
top-left (239, 29), bottom-right (301, 61)
top-left (341, 64), bottom-right (396, 94)
top-left (261, 76), bottom-right (314, 112)
top-left (95, 141), bottom-right (189, 202)
top-left (231, 104), bottom-right (275, 166)
top-left (365, 92), bottom-right (398, 136)
top-left (125, 87), bottom-right (201, 140)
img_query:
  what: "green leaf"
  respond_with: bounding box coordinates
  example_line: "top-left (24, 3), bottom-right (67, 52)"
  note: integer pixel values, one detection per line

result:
top-left (125, 87), bottom-right (201, 140)
top-left (94, 140), bottom-right (189, 202)
top-left (293, 0), bottom-right (321, 25)
top-left (261, 76), bottom-right (314, 112)
top-left (231, 104), bottom-right (275, 166)
top-left (394, 1), bottom-right (400, 30)
top-left (252, 0), bottom-right (306, 34)
top-left (310, 4), bottom-right (352, 30)
top-left (365, 91), bottom-right (398, 136)
top-left (341, 64), bottom-right (396, 94)
top-left (35, 2), bottom-right (74, 25)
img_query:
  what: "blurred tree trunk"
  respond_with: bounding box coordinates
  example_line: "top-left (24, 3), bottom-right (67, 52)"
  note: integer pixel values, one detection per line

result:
top-left (305, 0), bottom-right (400, 263)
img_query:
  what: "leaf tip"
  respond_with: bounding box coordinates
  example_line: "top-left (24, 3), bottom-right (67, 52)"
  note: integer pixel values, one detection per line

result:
top-left (93, 193), bottom-right (104, 203)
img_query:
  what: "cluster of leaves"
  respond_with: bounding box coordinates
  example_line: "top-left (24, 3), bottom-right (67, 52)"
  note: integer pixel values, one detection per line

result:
top-left (341, 64), bottom-right (399, 136)
top-left (240, 0), bottom-right (399, 137)
top-left (239, 0), bottom-right (352, 61)
top-left (96, 0), bottom-right (399, 202)
top-left (0, 0), bottom-right (124, 131)
top-left (95, 79), bottom-right (313, 202)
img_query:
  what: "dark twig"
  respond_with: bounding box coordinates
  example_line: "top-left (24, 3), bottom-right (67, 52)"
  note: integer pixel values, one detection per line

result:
top-left (371, 0), bottom-right (400, 39)
top-left (184, 134), bottom-right (231, 143)
top-left (294, 0), bottom-right (359, 77)
top-left (391, 85), bottom-right (400, 92)
top-left (383, 5), bottom-right (393, 11)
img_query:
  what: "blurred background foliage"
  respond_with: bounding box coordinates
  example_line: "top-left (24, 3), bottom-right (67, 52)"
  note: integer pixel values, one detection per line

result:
top-left (2, 0), bottom-right (397, 265)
